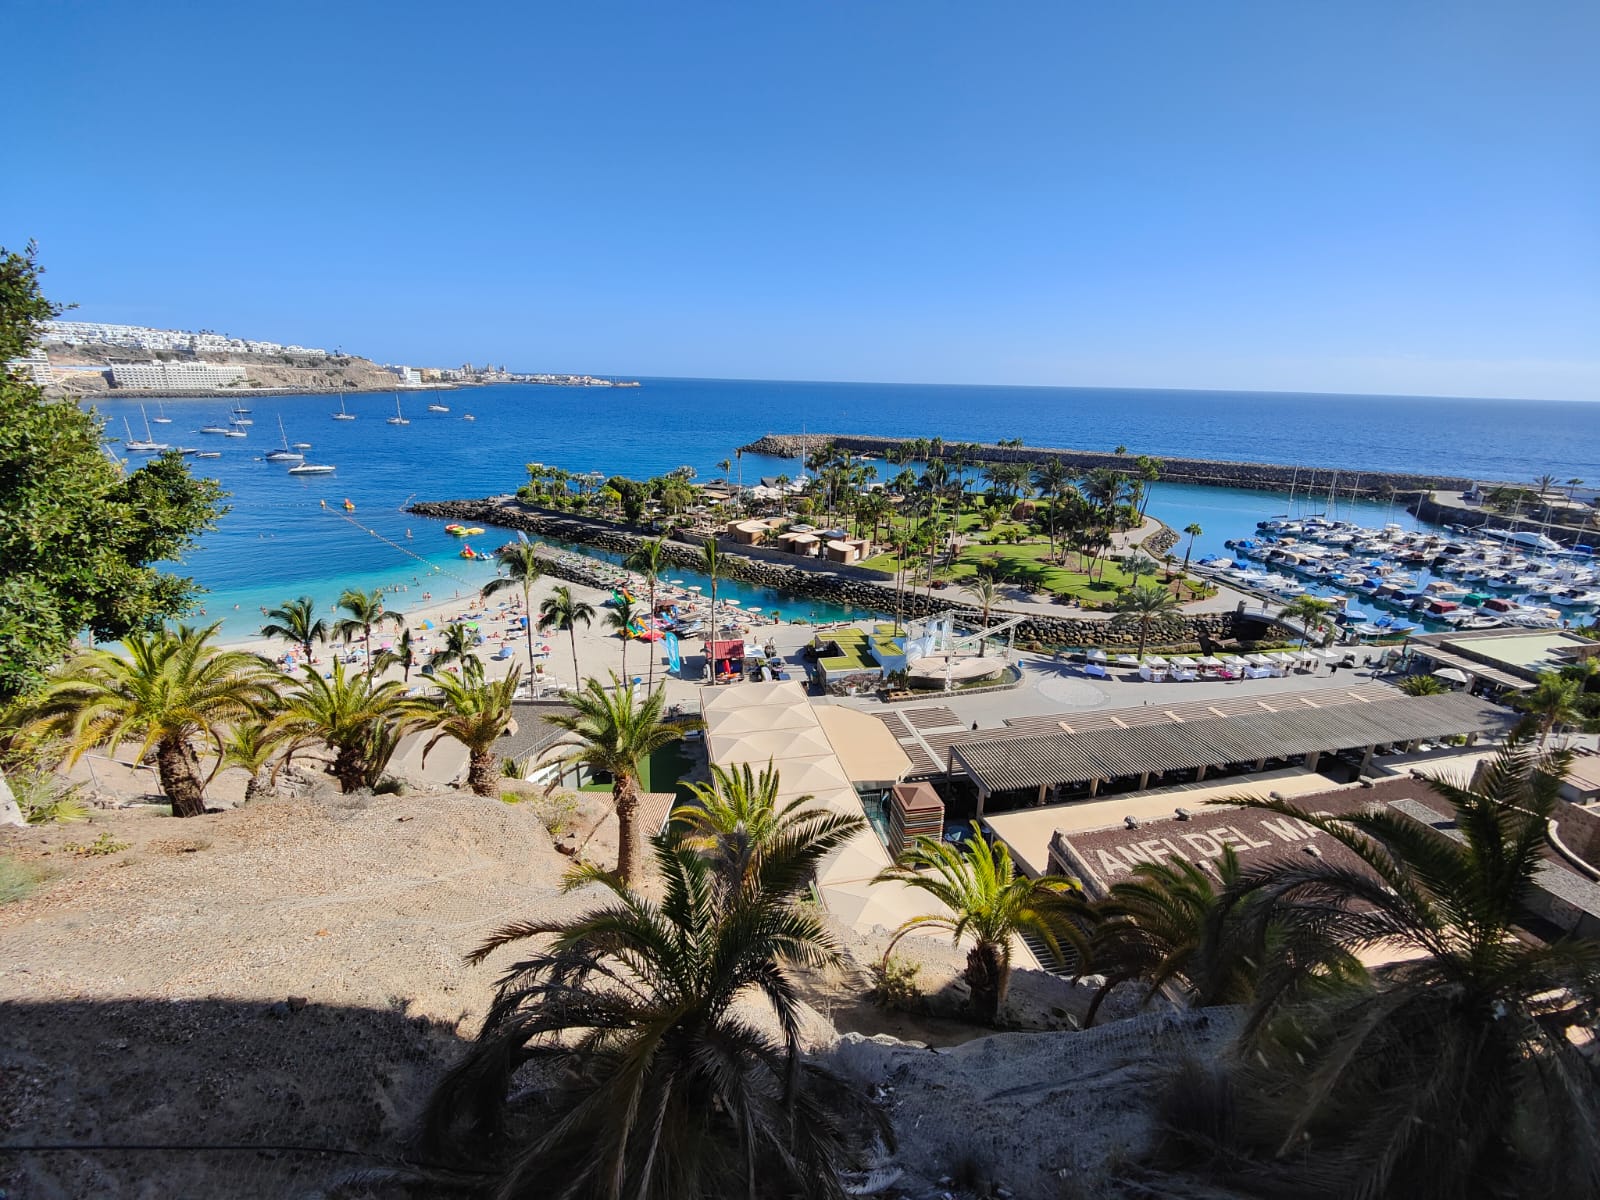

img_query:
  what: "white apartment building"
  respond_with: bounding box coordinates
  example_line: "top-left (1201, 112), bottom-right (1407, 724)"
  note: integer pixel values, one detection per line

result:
top-left (385, 364), bottom-right (422, 385)
top-left (44, 321), bottom-right (327, 358)
top-left (5, 349), bottom-right (54, 386)
top-left (106, 361), bottom-right (247, 390)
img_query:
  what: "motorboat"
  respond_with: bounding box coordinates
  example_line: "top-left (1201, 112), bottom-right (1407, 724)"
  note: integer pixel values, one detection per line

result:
top-left (462, 413), bottom-right (475, 421)
top-left (199, 423), bottom-right (231, 435)
top-left (194, 451), bottom-right (221, 459)
top-left (386, 395), bottom-right (410, 426)
top-left (291, 441), bottom-right (312, 449)
top-left (288, 463), bottom-right (336, 475)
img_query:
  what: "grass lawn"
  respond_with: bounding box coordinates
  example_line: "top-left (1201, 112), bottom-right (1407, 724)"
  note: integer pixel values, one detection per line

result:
top-left (580, 742), bottom-right (695, 802)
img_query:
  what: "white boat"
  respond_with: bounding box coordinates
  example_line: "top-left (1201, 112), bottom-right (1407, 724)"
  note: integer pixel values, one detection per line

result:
top-left (332, 393), bottom-right (356, 421)
top-left (462, 413), bottom-right (475, 421)
top-left (222, 428), bottom-right (247, 438)
top-left (232, 405), bottom-right (252, 415)
top-left (288, 463), bottom-right (336, 475)
top-left (199, 423), bottom-right (231, 435)
top-left (121, 415), bottom-right (167, 453)
top-left (151, 399), bottom-right (172, 425)
top-left (194, 451), bottom-right (221, 459)
top-left (386, 395), bottom-right (410, 426)
top-left (264, 415), bottom-right (304, 462)
top-left (291, 441), bottom-right (312, 450)
top-left (427, 399), bottom-right (450, 412)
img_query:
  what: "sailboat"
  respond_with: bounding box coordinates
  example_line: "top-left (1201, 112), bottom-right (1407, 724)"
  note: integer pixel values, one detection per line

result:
top-left (124, 407), bottom-right (168, 452)
top-left (386, 395), bottom-right (410, 426)
top-left (151, 399), bottom-right (172, 425)
top-left (332, 392), bottom-right (356, 421)
top-left (427, 392), bottom-right (450, 413)
top-left (264, 415), bottom-right (304, 462)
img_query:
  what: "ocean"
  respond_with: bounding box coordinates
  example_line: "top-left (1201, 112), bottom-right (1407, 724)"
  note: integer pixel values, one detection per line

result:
top-left (90, 379), bottom-right (1600, 639)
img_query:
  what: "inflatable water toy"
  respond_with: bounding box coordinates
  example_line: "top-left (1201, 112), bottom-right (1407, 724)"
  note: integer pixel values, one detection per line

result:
top-left (444, 524), bottom-right (467, 536)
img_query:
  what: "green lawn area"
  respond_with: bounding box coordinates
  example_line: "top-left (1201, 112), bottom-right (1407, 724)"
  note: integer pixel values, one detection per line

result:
top-left (580, 742), bottom-right (695, 802)
top-left (860, 538), bottom-right (1149, 602)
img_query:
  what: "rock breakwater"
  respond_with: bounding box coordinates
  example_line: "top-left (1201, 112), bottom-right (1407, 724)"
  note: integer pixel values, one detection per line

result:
top-left (739, 434), bottom-right (1475, 497)
top-left (411, 498), bottom-right (1256, 650)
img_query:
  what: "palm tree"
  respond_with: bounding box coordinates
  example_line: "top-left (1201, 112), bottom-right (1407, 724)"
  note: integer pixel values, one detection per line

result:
top-left (604, 596), bottom-right (641, 681)
top-left (544, 673), bottom-right (694, 883)
top-left (220, 720), bottom-right (284, 804)
top-left (421, 835), bottom-right (880, 1200)
top-left (413, 668), bottom-right (521, 796)
top-left (671, 760), bottom-right (865, 891)
top-left (1399, 673), bottom-right (1449, 696)
top-left (1515, 670), bottom-right (1591, 746)
top-left (260, 596), bottom-right (328, 664)
top-left (1032, 459), bottom-right (1071, 559)
top-left (875, 826), bottom-right (1086, 1025)
top-left (482, 539), bottom-right (543, 672)
top-left (374, 627), bottom-right (418, 682)
top-left (1279, 594), bottom-right (1336, 647)
top-left (699, 537), bottom-right (724, 684)
top-left (1181, 522), bottom-right (1203, 572)
top-left (968, 574), bottom-right (1000, 656)
top-left (15, 623), bottom-right (278, 817)
top-left (332, 587), bottom-right (404, 677)
top-left (625, 537), bottom-right (667, 692)
top-left (538, 584), bottom-right (595, 688)
top-left (430, 622), bottom-right (483, 683)
top-left (1208, 735), bottom-right (1600, 1198)
top-left (1115, 584), bottom-right (1181, 658)
top-left (1566, 477), bottom-right (1584, 505)
top-left (271, 660), bottom-right (414, 793)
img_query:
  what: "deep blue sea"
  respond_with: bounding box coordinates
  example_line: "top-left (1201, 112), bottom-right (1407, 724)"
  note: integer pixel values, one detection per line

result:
top-left (92, 380), bottom-right (1600, 639)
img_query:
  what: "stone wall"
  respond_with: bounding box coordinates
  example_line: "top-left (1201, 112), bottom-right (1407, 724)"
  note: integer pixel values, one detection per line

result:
top-left (410, 497), bottom-right (1252, 650)
top-left (740, 433), bottom-right (1475, 496)
top-left (1412, 495), bottom-right (1597, 549)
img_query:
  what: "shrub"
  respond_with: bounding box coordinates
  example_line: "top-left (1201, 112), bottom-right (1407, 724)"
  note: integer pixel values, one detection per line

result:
top-left (869, 954), bottom-right (923, 1012)
top-left (0, 856), bottom-right (51, 905)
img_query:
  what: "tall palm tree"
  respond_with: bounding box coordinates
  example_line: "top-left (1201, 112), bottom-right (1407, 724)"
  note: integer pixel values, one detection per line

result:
top-left (625, 537), bottom-right (667, 692)
top-left (220, 720), bottom-right (284, 804)
top-left (1515, 670), bottom-right (1591, 746)
top-left (1279, 594), bottom-right (1336, 647)
top-left (1032, 459), bottom-right (1071, 559)
top-left (374, 627), bottom-right (418, 682)
top-left (1115, 584), bottom-right (1182, 658)
top-left (538, 584), bottom-right (595, 688)
top-left (699, 537), bottom-right (724, 684)
top-left (260, 596), bottom-right (328, 664)
top-left (482, 539), bottom-right (543, 672)
top-left (430, 622), bottom-right (483, 683)
top-left (1181, 522), bottom-right (1203, 572)
top-left (671, 760), bottom-right (864, 892)
top-left (544, 673), bottom-right (695, 883)
top-left (968, 574), bottom-right (1000, 656)
top-left (15, 623), bottom-right (278, 817)
top-left (876, 826), bottom-right (1086, 1025)
top-left (421, 835), bottom-right (880, 1200)
top-left (1208, 735), bottom-right (1600, 1198)
top-left (412, 668), bottom-right (521, 796)
top-left (270, 660), bottom-right (414, 793)
top-left (605, 596), bottom-right (641, 681)
top-left (332, 586), bottom-right (404, 677)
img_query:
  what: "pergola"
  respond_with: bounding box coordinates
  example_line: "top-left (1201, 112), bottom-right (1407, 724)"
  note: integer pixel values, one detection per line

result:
top-left (951, 693), bottom-right (1517, 813)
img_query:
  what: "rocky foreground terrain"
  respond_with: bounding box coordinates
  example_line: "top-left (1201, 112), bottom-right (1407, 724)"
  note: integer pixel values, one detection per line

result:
top-left (1, 782), bottom-right (1204, 1199)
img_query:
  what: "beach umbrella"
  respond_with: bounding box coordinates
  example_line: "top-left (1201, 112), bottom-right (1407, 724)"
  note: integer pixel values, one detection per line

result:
top-left (1144, 655), bottom-right (1168, 668)
top-left (1196, 655), bottom-right (1224, 668)
top-left (420, 620), bottom-right (433, 630)
top-left (1170, 655), bottom-right (1198, 668)
top-left (1433, 667), bottom-right (1470, 683)
top-left (1223, 654), bottom-right (1249, 668)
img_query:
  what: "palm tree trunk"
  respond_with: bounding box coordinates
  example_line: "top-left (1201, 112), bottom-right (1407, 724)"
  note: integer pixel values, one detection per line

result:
top-left (709, 580), bottom-right (718, 684)
top-left (156, 736), bottom-right (208, 818)
top-left (614, 772), bottom-right (643, 883)
top-left (1138, 618), bottom-right (1150, 658)
top-left (570, 627), bottom-right (581, 689)
top-left (620, 629), bottom-right (629, 681)
top-left (244, 770), bottom-right (270, 804)
top-left (332, 743), bottom-right (368, 793)
top-left (468, 749), bottom-right (499, 797)
top-left (364, 621), bottom-right (373, 677)
top-left (523, 582), bottom-right (536, 678)
top-left (646, 578), bottom-right (657, 692)
top-left (965, 940), bottom-right (1007, 1026)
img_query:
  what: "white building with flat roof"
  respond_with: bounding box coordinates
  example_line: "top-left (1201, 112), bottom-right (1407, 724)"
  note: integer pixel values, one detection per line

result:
top-left (385, 364), bottom-right (422, 385)
top-left (44, 321), bottom-right (327, 358)
top-left (106, 361), bottom-right (247, 390)
top-left (5, 349), bottom-right (53, 386)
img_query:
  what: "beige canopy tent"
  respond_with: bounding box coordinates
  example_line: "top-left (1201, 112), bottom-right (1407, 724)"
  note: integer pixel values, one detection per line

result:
top-left (815, 706), bottom-right (912, 787)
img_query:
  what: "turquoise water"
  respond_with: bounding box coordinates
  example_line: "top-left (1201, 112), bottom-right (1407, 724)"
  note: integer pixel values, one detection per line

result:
top-left (89, 380), bottom-right (1586, 638)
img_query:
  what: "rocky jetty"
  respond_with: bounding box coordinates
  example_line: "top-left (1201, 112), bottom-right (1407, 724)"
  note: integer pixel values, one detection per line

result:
top-left (411, 498), bottom-right (1255, 649)
top-left (739, 433), bottom-right (1474, 497)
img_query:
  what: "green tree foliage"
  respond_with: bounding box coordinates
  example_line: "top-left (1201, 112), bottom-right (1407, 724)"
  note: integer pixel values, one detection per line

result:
top-left (481, 539), bottom-right (543, 671)
top-left (0, 244), bottom-right (227, 700)
top-left (1184, 735), bottom-right (1600, 1198)
top-left (422, 823), bottom-right (883, 1200)
top-left (13, 622), bottom-right (277, 816)
top-left (876, 825), bottom-right (1086, 1025)
top-left (538, 584), bottom-right (595, 688)
top-left (1398, 673), bottom-right (1449, 696)
top-left (1114, 584), bottom-right (1182, 657)
top-left (543, 674), bottom-right (693, 883)
top-left (412, 668), bottom-right (521, 797)
top-left (270, 660), bottom-right (415, 793)
top-left (260, 596), bottom-right (328, 663)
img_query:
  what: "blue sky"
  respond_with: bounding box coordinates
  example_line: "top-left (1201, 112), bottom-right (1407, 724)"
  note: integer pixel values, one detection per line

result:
top-left (5, 2), bottom-right (1597, 399)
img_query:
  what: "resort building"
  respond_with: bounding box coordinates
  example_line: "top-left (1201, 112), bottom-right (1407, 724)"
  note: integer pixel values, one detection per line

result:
top-left (385, 364), bottom-right (423, 385)
top-left (5, 348), bottom-right (53, 385)
top-left (1405, 627), bottom-right (1599, 695)
top-left (105, 360), bottom-right (247, 390)
top-left (44, 320), bottom-right (327, 357)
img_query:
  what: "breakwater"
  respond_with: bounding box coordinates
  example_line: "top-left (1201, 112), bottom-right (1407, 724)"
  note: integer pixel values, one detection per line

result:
top-left (740, 434), bottom-right (1475, 497)
top-left (411, 498), bottom-right (1259, 650)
